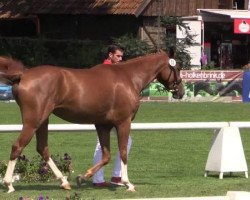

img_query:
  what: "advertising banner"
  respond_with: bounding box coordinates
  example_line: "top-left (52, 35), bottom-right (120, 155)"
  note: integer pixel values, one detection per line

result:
top-left (141, 70), bottom-right (243, 102)
top-left (242, 71), bottom-right (250, 102)
top-left (181, 70), bottom-right (242, 102)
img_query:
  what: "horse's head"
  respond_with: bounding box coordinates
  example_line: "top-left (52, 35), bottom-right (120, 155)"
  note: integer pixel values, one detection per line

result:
top-left (156, 58), bottom-right (184, 99)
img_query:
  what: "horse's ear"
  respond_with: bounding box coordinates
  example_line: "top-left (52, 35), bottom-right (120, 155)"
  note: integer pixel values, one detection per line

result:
top-left (168, 48), bottom-right (175, 58)
top-left (157, 49), bottom-right (165, 54)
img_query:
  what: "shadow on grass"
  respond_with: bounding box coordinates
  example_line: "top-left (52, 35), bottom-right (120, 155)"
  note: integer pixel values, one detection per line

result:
top-left (75, 180), bottom-right (120, 191)
top-left (13, 184), bottom-right (60, 191)
top-left (205, 173), bottom-right (247, 179)
top-left (0, 179), bottom-right (129, 194)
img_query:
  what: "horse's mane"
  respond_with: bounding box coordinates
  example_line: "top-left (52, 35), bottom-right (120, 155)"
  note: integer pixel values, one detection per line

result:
top-left (121, 50), bottom-right (166, 64)
top-left (124, 51), bottom-right (164, 62)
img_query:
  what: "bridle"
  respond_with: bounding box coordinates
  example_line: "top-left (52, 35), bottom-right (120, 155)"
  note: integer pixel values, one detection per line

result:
top-left (166, 59), bottom-right (182, 93)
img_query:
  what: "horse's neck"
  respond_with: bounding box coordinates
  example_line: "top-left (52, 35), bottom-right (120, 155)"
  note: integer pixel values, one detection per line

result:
top-left (124, 57), bottom-right (165, 93)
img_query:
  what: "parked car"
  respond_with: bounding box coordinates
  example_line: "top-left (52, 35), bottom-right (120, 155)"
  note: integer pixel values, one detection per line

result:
top-left (0, 83), bottom-right (13, 101)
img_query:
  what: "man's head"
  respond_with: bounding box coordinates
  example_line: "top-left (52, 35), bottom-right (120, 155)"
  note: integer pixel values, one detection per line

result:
top-left (107, 45), bottom-right (124, 64)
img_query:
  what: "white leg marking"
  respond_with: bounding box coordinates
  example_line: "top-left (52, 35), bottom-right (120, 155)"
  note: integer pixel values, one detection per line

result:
top-left (47, 157), bottom-right (71, 190)
top-left (121, 161), bottom-right (135, 192)
top-left (47, 157), bottom-right (64, 179)
top-left (3, 159), bottom-right (17, 193)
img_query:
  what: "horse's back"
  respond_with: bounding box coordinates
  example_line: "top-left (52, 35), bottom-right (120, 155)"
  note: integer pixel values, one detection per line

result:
top-left (17, 65), bottom-right (132, 120)
top-left (17, 65), bottom-right (128, 98)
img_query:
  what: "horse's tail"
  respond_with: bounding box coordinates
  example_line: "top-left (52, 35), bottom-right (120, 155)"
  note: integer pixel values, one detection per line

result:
top-left (0, 56), bottom-right (25, 85)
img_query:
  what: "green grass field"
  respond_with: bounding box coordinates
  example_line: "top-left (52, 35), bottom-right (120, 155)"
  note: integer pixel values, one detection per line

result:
top-left (0, 101), bottom-right (250, 199)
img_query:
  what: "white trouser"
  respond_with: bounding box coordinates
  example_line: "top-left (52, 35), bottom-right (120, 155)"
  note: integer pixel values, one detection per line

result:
top-left (92, 133), bottom-right (132, 183)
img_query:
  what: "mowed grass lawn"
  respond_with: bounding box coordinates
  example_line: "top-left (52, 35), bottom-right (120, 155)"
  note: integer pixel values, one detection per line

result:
top-left (0, 101), bottom-right (250, 199)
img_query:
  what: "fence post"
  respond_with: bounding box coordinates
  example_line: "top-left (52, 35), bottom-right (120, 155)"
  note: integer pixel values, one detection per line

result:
top-left (204, 126), bottom-right (248, 179)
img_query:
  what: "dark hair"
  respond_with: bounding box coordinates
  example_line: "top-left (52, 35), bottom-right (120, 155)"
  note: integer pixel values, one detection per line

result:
top-left (107, 44), bottom-right (124, 54)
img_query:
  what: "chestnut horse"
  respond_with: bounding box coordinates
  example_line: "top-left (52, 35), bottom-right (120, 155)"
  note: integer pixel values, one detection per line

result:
top-left (0, 50), bottom-right (184, 193)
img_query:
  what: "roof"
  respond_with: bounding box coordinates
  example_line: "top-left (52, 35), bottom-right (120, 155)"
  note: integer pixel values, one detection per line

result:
top-left (0, 0), bottom-right (31, 19)
top-left (198, 9), bottom-right (250, 22)
top-left (0, 0), bottom-right (152, 19)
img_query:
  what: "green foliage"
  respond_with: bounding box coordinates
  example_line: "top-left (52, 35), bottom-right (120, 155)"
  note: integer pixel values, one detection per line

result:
top-left (111, 34), bottom-right (153, 59)
top-left (0, 37), bottom-right (48, 66)
top-left (0, 37), bottom-right (105, 68)
top-left (0, 161), bottom-right (7, 177)
top-left (0, 153), bottom-right (73, 183)
top-left (161, 16), bottom-right (197, 69)
top-left (43, 39), bottom-right (105, 68)
top-left (66, 192), bottom-right (82, 200)
top-left (161, 15), bottom-right (185, 29)
top-left (202, 61), bottom-right (217, 70)
top-left (0, 35), bottom-right (152, 68)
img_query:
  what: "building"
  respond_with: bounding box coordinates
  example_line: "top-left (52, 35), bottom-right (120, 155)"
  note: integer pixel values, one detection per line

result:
top-left (0, 0), bottom-right (249, 68)
top-left (198, 9), bottom-right (250, 69)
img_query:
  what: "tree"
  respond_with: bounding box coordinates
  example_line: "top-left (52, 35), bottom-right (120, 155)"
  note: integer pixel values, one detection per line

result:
top-left (161, 16), bottom-right (197, 69)
top-left (111, 34), bottom-right (153, 60)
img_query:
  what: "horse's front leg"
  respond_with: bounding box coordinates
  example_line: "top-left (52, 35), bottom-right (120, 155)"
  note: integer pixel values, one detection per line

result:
top-left (3, 125), bottom-right (36, 193)
top-left (36, 119), bottom-right (71, 190)
top-left (76, 124), bottom-right (111, 187)
top-left (116, 120), bottom-right (135, 192)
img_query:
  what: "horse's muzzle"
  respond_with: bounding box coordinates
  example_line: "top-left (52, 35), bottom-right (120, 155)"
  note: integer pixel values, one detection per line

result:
top-left (172, 89), bottom-right (184, 99)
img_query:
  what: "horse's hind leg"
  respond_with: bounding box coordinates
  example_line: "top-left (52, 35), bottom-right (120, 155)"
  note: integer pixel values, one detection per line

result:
top-left (3, 125), bottom-right (37, 193)
top-left (36, 119), bottom-right (71, 190)
top-left (76, 124), bottom-right (111, 187)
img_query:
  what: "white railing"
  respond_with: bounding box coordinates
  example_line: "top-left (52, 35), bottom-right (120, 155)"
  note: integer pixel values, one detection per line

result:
top-left (0, 122), bottom-right (236, 132)
top-left (0, 122), bottom-right (249, 180)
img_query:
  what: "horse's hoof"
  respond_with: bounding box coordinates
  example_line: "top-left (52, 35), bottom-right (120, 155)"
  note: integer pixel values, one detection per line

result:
top-left (3, 181), bottom-right (15, 193)
top-left (61, 182), bottom-right (71, 190)
top-left (7, 187), bottom-right (15, 193)
top-left (127, 187), bottom-right (136, 192)
top-left (126, 183), bottom-right (136, 192)
top-left (6, 184), bottom-right (15, 193)
top-left (76, 175), bottom-right (85, 188)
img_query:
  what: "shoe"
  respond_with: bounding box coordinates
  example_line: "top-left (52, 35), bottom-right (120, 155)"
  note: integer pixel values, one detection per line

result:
top-left (110, 177), bottom-right (125, 186)
top-left (93, 182), bottom-right (110, 187)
